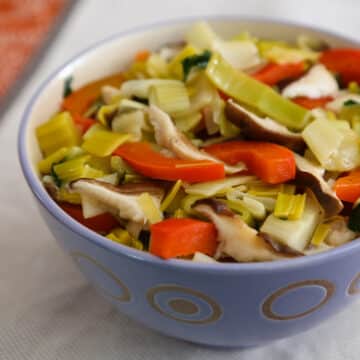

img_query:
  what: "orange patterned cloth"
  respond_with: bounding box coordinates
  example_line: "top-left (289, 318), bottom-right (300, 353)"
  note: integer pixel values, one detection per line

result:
top-left (0, 0), bottom-right (69, 100)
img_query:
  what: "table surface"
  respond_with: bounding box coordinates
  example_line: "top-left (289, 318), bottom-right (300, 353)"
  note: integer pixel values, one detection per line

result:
top-left (1, 0), bottom-right (360, 359)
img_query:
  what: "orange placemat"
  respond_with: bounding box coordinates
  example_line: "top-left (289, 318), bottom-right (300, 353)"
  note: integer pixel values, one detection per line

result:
top-left (0, 0), bottom-right (71, 105)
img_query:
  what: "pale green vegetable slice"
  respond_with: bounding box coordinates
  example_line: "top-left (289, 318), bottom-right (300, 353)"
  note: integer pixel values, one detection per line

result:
top-left (260, 193), bottom-right (323, 252)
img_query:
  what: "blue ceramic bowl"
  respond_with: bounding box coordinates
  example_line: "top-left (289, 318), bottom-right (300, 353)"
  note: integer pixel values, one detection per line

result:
top-left (18, 17), bottom-right (360, 347)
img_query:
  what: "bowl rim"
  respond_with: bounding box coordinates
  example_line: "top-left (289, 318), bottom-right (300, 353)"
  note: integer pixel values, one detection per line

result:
top-left (18, 14), bottom-right (360, 274)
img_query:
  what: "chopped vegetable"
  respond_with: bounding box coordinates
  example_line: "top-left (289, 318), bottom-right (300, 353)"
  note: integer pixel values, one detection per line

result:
top-left (252, 62), bottom-right (306, 86)
top-left (185, 176), bottom-right (255, 197)
top-left (160, 180), bottom-right (183, 212)
top-left (38, 147), bottom-right (69, 174)
top-left (205, 141), bottom-right (296, 184)
top-left (149, 81), bottom-right (190, 114)
top-left (182, 50), bottom-right (212, 80)
top-left (149, 218), bottom-right (218, 259)
top-left (60, 203), bottom-right (118, 233)
top-left (206, 53), bottom-right (310, 130)
top-left (120, 79), bottom-right (182, 98)
top-left (107, 228), bottom-right (143, 250)
top-left (320, 48), bottom-right (360, 86)
top-left (82, 129), bottom-right (131, 157)
top-left (185, 21), bottom-right (219, 50)
top-left (62, 74), bottom-right (123, 116)
top-left (52, 155), bottom-right (91, 183)
top-left (292, 96), bottom-right (333, 109)
top-left (311, 223), bottom-right (331, 247)
top-left (334, 170), bottom-right (360, 203)
top-left (282, 64), bottom-right (338, 99)
top-left (260, 193), bottom-right (323, 252)
top-left (73, 114), bottom-right (97, 134)
top-left (137, 192), bottom-right (163, 224)
top-left (302, 118), bottom-right (360, 171)
top-left (114, 142), bottom-right (225, 183)
top-left (274, 193), bottom-right (306, 220)
top-left (36, 112), bottom-right (80, 156)
top-left (135, 50), bottom-right (151, 62)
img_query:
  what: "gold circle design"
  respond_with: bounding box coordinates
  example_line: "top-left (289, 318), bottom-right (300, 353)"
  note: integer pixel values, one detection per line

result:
top-left (348, 273), bottom-right (360, 295)
top-left (147, 285), bottom-right (222, 324)
top-left (262, 280), bottom-right (335, 321)
top-left (168, 298), bottom-right (199, 315)
top-left (71, 252), bottom-right (131, 302)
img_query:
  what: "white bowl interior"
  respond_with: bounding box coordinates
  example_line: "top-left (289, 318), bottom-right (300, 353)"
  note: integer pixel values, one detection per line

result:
top-left (25, 18), bottom-right (357, 184)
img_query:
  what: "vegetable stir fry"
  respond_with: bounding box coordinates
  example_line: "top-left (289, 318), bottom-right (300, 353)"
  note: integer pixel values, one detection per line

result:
top-left (36, 21), bottom-right (360, 263)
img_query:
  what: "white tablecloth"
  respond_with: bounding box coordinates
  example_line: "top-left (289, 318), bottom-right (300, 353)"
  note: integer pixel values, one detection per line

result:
top-left (1, 0), bottom-right (360, 358)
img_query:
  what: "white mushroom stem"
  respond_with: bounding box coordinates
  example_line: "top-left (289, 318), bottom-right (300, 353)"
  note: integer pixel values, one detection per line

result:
top-left (148, 105), bottom-right (245, 174)
top-left (70, 179), bottom-right (163, 226)
top-left (282, 64), bottom-right (339, 99)
top-left (194, 201), bottom-right (291, 262)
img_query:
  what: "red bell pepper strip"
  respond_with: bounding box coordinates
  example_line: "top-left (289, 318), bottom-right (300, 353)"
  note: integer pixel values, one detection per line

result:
top-left (62, 73), bottom-right (123, 116)
top-left (292, 96), bottom-right (333, 110)
top-left (334, 170), bottom-right (360, 203)
top-left (150, 218), bottom-right (218, 259)
top-left (319, 49), bottom-right (360, 86)
top-left (72, 114), bottom-right (97, 135)
top-left (113, 142), bottom-right (225, 183)
top-left (134, 50), bottom-right (151, 62)
top-left (204, 141), bottom-right (296, 184)
top-left (252, 62), bottom-right (306, 86)
top-left (59, 203), bottom-right (119, 233)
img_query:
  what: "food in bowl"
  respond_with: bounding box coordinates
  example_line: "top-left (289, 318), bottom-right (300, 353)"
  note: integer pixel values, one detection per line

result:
top-left (34, 21), bottom-right (360, 263)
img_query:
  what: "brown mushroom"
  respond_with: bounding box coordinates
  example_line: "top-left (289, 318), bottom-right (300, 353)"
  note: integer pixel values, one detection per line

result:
top-left (193, 199), bottom-right (296, 262)
top-left (225, 99), bottom-right (306, 153)
top-left (294, 154), bottom-right (343, 217)
top-left (148, 105), bottom-right (246, 174)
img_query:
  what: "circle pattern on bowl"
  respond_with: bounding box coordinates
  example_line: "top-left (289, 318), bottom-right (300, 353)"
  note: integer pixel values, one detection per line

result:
top-left (348, 273), bottom-right (360, 295)
top-left (71, 252), bottom-right (131, 302)
top-left (147, 285), bottom-right (222, 324)
top-left (262, 280), bottom-right (335, 320)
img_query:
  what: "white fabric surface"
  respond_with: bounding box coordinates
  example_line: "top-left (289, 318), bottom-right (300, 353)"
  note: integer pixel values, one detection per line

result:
top-left (1, 0), bottom-right (360, 358)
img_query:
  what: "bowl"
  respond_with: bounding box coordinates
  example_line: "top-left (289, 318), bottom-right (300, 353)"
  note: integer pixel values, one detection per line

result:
top-left (18, 16), bottom-right (360, 348)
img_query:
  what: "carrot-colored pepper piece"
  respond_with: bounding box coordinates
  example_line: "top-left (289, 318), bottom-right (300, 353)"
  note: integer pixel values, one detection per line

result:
top-left (292, 96), bottom-right (333, 110)
top-left (204, 141), bottom-right (296, 184)
top-left (135, 50), bottom-right (151, 62)
top-left (320, 49), bottom-right (360, 85)
top-left (59, 203), bottom-right (119, 233)
top-left (252, 62), bottom-right (306, 86)
top-left (113, 142), bottom-right (225, 183)
top-left (72, 114), bottom-right (97, 134)
top-left (150, 218), bottom-right (218, 259)
top-left (334, 170), bottom-right (360, 203)
top-left (62, 73), bottom-right (123, 116)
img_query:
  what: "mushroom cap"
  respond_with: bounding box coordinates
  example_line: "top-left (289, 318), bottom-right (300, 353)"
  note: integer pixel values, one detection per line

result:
top-left (194, 199), bottom-right (295, 262)
top-left (294, 154), bottom-right (343, 218)
top-left (225, 99), bottom-right (306, 153)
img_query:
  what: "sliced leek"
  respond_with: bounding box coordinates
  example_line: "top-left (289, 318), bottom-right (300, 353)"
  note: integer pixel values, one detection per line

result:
top-left (149, 82), bottom-right (190, 115)
top-left (261, 196), bottom-right (322, 252)
top-left (311, 223), bottom-right (331, 247)
top-left (112, 110), bottom-right (146, 141)
top-left (302, 118), bottom-right (360, 171)
top-left (161, 180), bottom-right (183, 212)
top-left (174, 111), bottom-right (202, 132)
top-left (106, 228), bottom-right (143, 250)
top-left (38, 147), bottom-right (69, 174)
top-left (185, 176), bottom-right (256, 197)
top-left (120, 79), bottom-right (182, 98)
top-left (52, 155), bottom-right (90, 183)
top-left (137, 193), bottom-right (163, 224)
top-left (36, 112), bottom-right (80, 156)
top-left (82, 130), bottom-right (131, 157)
top-left (169, 45), bottom-right (198, 79)
top-left (97, 104), bottom-right (118, 127)
top-left (206, 53), bottom-right (310, 130)
top-left (274, 193), bottom-right (306, 220)
top-left (185, 21), bottom-right (219, 50)
top-left (146, 54), bottom-right (169, 78)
